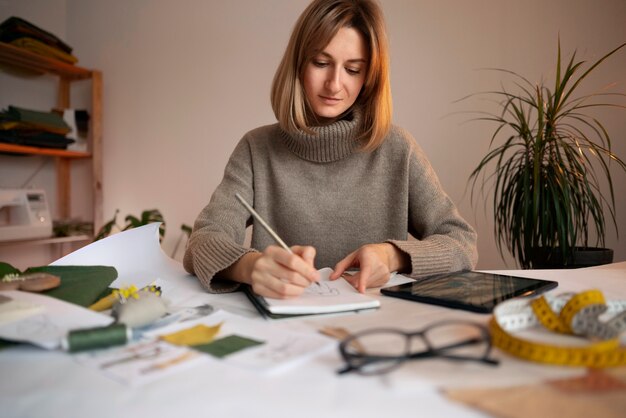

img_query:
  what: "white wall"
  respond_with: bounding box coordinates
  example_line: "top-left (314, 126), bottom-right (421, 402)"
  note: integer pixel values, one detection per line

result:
top-left (2, 0), bottom-right (625, 270)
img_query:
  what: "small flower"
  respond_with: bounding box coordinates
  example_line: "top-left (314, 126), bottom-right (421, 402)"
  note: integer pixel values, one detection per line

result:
top-left (1, 273), bottom-right (23, 283)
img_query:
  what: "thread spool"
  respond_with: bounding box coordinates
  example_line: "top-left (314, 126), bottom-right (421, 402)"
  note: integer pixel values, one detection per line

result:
top-left (62, 324), bottom-right (131, 352)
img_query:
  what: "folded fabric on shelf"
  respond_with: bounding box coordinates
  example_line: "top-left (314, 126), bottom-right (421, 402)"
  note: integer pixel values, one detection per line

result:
top-left (0, 16), bottom-right (73, 54)
top-left (10, 37), bottom-right (77, 64)
top-left (0, 130), bottom-right (75, 149)
top-left (0, 106), bottom-right (71, 135)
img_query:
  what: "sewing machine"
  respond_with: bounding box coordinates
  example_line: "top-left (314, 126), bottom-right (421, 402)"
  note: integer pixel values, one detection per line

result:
top-left (0, 189), bottom-right (53, 242)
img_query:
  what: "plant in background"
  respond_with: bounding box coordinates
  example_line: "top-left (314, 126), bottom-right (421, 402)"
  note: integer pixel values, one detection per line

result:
top-left (94, 209), bottom-right (165, 242)
top-left (464, 39), bottom-right (626, 268)
top-left (53, 219), bottom-right (94, 237)
top-left (94, 209), bottom-right (193, 259)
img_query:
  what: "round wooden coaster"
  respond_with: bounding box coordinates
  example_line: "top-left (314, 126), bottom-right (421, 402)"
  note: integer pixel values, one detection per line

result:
top-left (0, 273), bottom-right (61, 292)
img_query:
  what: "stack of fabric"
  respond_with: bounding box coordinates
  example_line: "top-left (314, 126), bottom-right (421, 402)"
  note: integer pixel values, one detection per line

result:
top-left (0, 16), bottom-right (77, 64)
top-left (0, 106), bottom-right (75, 149)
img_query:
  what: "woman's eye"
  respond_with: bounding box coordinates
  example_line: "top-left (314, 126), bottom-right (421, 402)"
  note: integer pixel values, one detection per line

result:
top-left (313, 60), bottom-right (329, 68)
top-left (346, 67), bottom-right (361, 75)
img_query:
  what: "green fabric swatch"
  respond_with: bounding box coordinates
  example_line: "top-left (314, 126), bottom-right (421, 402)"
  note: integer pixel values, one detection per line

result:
top-left (0, 262), bottom-right (21, 277)
top-left (1, 264), bottom-right (117, 307)
top-left (25, 265), bottom-right (118, 308)
top-left (7, 105), bottom-right (70, 130)
top-left (0, 264), bottom-right (118, 349)
top-left (193, 334), bottom-right (264, 358)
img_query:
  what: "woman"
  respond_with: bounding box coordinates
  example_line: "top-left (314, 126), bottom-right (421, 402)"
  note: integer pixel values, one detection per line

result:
top-left (183, 0), bottom-right (477, 298)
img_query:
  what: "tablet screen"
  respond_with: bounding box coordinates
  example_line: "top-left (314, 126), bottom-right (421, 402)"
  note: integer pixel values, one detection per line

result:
top-left (380, 271), bottom-right (558, 313)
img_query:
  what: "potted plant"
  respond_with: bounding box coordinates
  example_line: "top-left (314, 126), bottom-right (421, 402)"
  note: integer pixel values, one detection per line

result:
top-left (94, 209), bottom-right (166, 242)
top-left (464, 39), bottom-right (626, 268)
top-left (93, 208), bottom-right (193, 259)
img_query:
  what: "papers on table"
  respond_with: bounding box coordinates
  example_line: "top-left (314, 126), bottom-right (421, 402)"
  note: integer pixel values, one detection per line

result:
top-left (144, 309), bottom-right (335, 375)
top-left (72, 308), bottom-right (334, 386)
top-left (0, 290), bottom-right (113, 349)
top-left (0, 293), bottom-right (43, 326)
top-left (2, 223), bottom-right (336, 385)
top-left (0, 287), bottom-right (335, 385)
top-left (73, 339), bottom-right (208, 387)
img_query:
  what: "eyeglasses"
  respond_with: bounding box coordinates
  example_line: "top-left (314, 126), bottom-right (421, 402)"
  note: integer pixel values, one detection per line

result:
top-left (337, 320), bottom-right (500, 375)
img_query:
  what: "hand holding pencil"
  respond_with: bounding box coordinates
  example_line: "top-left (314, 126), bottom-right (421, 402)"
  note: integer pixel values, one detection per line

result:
top-left (234, 193), bottom-right (320, 298)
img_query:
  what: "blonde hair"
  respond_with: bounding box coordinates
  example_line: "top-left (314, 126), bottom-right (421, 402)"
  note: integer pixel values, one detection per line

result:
top-left (271, 0), bottom-right (392, 151)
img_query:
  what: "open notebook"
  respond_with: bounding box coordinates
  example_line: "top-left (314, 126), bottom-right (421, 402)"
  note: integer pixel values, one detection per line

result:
top-left (244, 268), bottom-right (380, 318)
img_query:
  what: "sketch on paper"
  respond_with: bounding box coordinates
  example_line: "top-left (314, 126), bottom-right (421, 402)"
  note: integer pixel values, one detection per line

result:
top-left (304, 282), bottom-right (340, 297)
top-left (74, 339), bottom-right (205, 386)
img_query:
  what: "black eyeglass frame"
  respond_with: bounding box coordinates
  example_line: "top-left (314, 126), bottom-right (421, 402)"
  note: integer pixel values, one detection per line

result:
top-left (337, 320), bottom-right (500, 375)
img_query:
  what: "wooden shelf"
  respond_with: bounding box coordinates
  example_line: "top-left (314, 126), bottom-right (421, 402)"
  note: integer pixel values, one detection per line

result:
top-left (0, 41), bottom-right (92, 80)
top-left (0, 235), bottom-right (92, 248)
top-left (0, 143), bottom-right (91, 158)
top-left (0, 40), bottom-right (104, 260)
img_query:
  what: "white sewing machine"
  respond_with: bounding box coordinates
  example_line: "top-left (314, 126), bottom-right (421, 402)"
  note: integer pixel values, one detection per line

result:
top-left (0, 189), bottom-right (53, 242)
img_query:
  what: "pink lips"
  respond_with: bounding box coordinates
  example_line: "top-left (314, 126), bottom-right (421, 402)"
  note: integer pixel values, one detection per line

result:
top-left (319, 96), bottom-right (341, 104)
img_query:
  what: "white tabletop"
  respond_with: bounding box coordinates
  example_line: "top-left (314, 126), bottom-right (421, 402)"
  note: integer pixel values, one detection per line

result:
top-left (2, 226), bottom-right (625, 418)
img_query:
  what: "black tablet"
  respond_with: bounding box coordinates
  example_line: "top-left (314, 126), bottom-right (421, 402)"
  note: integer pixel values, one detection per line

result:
top-left (380, 271), bottom-right (558, 313)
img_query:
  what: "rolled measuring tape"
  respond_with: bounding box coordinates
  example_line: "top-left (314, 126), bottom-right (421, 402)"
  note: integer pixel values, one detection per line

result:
top-left (490, 289), bottom-right (626, 367)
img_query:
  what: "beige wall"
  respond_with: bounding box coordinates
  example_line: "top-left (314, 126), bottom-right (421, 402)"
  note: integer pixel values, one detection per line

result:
top-left (2, 0), bottom-right (625, 270)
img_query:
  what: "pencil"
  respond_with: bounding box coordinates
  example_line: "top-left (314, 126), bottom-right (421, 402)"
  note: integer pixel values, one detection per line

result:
top-left (235, 193), bottom-right (292, 253)
top-left (235, 192), bottom-right (320, 286)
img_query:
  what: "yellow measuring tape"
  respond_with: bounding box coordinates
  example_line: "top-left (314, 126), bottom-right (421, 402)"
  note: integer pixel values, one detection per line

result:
top-left (490, 289), bottom-right (626, 367)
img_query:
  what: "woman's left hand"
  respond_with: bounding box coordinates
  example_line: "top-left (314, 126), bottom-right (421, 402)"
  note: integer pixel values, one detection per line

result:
top-left (329, 243), bottom-right (409, 293)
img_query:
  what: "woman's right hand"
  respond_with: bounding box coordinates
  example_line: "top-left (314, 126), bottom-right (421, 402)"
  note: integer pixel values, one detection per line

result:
top-left (224, 245), bottom-right (320, 298)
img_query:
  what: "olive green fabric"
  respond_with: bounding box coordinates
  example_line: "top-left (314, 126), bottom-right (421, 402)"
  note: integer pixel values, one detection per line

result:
top-left (25, 265), bottom-right (117, 307)
top-left (0, 262), bottom-right (21, 277)
top-left (193, 335), bottom-right (264, 358)
top-left (0, 264), bottom-right (117, 349)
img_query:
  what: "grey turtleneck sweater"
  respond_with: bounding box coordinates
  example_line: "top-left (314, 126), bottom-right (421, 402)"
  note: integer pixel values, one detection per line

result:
top-left (184, 112), bottom-right (478, 293)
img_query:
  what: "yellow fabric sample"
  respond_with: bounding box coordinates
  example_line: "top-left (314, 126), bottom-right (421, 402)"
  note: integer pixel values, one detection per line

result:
top-left (161, 323), bottom-right (222, 346)
top-left (11, 37), bottom-right (78, 64)
top-left (88, 294), bottom-right (116, 312)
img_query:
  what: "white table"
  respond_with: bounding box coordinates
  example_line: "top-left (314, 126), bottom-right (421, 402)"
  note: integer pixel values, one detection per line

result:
top-left (2, 228), bottom-right (624, 418)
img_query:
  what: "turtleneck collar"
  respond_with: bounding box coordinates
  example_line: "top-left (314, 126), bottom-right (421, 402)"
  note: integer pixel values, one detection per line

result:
top-left (280, 108), bottom-right (363, 163)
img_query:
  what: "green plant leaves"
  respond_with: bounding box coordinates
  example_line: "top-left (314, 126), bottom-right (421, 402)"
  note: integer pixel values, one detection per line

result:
top-left (93, 209), bottom-right (119, 241)
top-left (464, 40), bottom-right (626, 268)
top-left (94, 209), bottom-right (166, 242)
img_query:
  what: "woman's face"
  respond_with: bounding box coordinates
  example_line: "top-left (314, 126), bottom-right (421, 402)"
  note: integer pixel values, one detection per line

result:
top-left (303, 26), bottom-right (368, 123)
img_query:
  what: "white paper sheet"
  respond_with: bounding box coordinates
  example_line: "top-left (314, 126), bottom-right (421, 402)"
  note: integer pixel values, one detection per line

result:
top-left (51, 223), bottom-right (203, 306)
top-left (73, 339), bottom-right (208, 386)
top-left (0, 294), bottom-right (44, 326)
top-left (263, 268), bottom-right (381, 314)
top-left (0, 290), bottom-right (113, 349)
top-left (143, 309), bottom-right (336, 375)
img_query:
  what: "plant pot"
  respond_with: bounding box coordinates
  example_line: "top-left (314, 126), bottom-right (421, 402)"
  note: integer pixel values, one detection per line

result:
top-left (530, 247), bottom-right (614, 269)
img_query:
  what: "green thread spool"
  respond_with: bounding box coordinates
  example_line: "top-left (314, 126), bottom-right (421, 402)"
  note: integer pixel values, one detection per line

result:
top-left (63, 324), bottom-right (131, 352)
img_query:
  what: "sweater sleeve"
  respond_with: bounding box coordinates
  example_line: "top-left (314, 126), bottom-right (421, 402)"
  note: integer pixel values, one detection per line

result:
top-left (183, 137), bottom-right (258, 293)
top-left (387, 131), bottom-right (478, 278)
